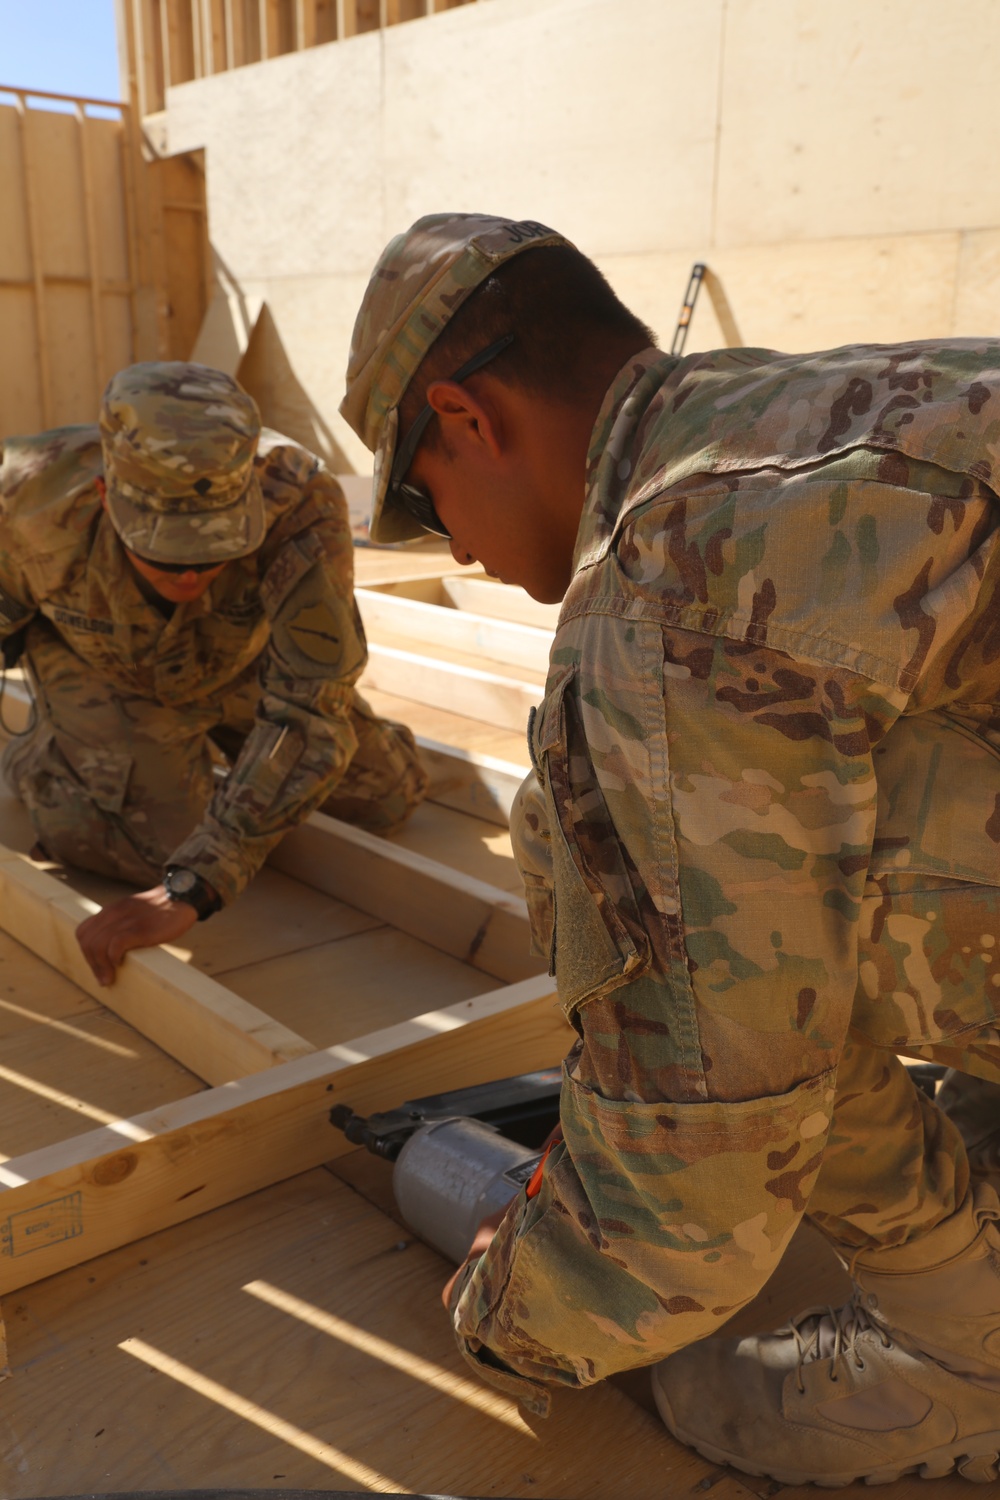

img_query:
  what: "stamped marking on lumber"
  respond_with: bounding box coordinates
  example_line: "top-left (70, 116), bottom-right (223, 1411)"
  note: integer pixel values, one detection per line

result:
top-left (2, 1191), bottom-right (83, 1256)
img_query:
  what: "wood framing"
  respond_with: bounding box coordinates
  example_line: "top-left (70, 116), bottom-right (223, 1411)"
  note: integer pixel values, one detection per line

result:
top-left (357, 584), bottom-right (553, 676)
top-left (439, 575), bottom-right (563, 631)
top-left (0, 558), bottom-right (558, 1309)
top-left (268, 810), bottom-right (541, 983)
top-left (362, 643), bottom-right (540, 734)
top-left (118, 0), bottom-right (481, 112)
top-left (0, 973), bottom-right (565, 1293)
top-left (417, 736), bottom-right (525, 827)
top-left (0, 845), bottom-right (315, 1085)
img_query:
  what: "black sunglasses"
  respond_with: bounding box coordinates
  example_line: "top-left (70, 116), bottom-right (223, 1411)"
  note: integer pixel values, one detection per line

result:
top-left (388, 333), bottom-right (515, 538)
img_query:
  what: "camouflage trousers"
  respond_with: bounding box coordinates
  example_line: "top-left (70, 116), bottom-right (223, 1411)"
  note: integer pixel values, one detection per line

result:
top-left (2, 635), bottom-right (427, 889)
top-left (513, 708), bottom-right (1000, 1260)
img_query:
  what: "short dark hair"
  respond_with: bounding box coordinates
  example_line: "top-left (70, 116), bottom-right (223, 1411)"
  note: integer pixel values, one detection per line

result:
top-left (398, 244), bottom-right (656, 444)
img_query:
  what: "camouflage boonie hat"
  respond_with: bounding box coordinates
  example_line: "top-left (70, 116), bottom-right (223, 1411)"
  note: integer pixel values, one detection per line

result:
top-left (340, 213), bottom-right (571, 543)
top-left (99, 361), bottom-right (266, 565)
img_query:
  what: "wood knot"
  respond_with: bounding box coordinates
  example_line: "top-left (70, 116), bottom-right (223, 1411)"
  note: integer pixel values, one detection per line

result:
top-left (91, 1151), bottom-right (138, 1186)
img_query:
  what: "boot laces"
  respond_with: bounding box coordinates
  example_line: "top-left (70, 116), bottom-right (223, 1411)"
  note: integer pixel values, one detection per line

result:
top-left (790, 1297), bottom-right (893, 1394)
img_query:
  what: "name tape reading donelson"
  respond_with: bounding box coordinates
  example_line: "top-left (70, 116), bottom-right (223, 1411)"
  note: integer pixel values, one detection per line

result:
top-left (1, 1192), bottom-right (83, 1257)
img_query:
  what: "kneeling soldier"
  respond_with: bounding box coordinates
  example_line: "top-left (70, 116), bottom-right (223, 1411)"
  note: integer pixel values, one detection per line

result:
top-left (0, 361), bottom-right (426, 984)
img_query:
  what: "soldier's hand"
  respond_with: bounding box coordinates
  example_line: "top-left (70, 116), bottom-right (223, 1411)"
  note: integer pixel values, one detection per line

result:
top-left (76, 885), bottom-right (199, 986)
top-left (441, 1203), bottom-right (512, 1312)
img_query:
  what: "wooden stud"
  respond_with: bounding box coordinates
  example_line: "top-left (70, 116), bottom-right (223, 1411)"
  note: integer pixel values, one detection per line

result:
top-left (159, 0), bottom-right (173, 88)
top-left (0, 974), bottom-right (567, 1293)
top-left (131, 0), bottom-right (149, 115)
top-left (336, 0), bottom-right (358, 37)
top-left (295, 0), bottom-right (316, 48)
top-left (14, 94), bottom-right (53, 429)
top-left (191, 0), bottom-right (205, 73)
top-left (223, 0), bottom-right (237, 65)
top-left (418, 736), bottom-right (524, 827)
top-left (363, 642), bottom-right (540, 734)
top-left (440, 574), bottom-right (562, 631)
top-left (268, 809), bottom-right (540, 983)
top-left (118, 104), bottom-right (146, 361)
top-left (0, 846), bottom-right (316, 1084)
top-left (75, 104), bottom-right (108, 407)
top-left (358, 585), bottom-right (552, 676)
top-left (314, 0), bottom-right (337, 42)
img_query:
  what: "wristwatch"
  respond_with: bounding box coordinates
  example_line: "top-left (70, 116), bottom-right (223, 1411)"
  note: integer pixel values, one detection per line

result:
top-left (163, 865), bottom-right (223, 922)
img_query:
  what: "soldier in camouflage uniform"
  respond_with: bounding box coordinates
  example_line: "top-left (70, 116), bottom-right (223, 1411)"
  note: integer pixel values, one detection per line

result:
top-left (0, 362), bottom-right (426, 983)
top-left (341, 213), bottom-right (1000, 1486)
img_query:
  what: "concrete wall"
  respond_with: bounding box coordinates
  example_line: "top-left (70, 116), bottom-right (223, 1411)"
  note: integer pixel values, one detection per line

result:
top-left (163, 0), bottom-right (1000, 471)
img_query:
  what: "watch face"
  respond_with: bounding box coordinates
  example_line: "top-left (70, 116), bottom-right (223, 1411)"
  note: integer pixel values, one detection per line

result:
top-left (169, 869), bottom-right (199, 896)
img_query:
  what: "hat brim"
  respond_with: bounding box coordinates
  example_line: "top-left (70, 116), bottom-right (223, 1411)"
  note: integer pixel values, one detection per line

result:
top-left (367, 406), bottom-right (429, 544)
top-left (105, 470), bottom-right (267, 564)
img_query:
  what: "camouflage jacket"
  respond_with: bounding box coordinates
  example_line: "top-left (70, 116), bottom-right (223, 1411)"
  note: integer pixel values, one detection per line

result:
top-left (0, 425), bottom-right (366, 902)
top-left (453, 340), bottom-right (1000, 1411)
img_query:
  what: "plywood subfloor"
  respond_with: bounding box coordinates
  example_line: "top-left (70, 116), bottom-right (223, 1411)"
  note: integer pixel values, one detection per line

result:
top-left (0, 925), bottom-right (203, 1160)
top-left (0, 783), bottom-right (511, 1052)
top-left (0, 1168), bottom-right (740, 1500)
top-left (352, 539), bottom-right (463, 585)
top-left (387, 800), bottom-right (523, 894)
top-left (361, 624), bottom-right (547, 690)
top-left (363, 681), bottom-right (530, 763)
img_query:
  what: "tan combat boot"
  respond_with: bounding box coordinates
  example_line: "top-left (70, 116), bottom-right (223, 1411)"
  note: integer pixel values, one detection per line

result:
top-left (652, 1184), bottom-right (1000, 1486)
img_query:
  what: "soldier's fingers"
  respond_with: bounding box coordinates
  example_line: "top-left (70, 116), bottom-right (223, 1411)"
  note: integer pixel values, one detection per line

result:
top-left (76, 925), bottom-right (117, 987)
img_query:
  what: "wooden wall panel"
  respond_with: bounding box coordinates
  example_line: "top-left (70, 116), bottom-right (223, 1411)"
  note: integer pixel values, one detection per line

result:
top-left (152, 147), bottom-right (210, 360)
top-left (0, 110), bottom-right (30, 282)
top-left (90, 119), bottom-right (131, 283)
top-left (164, 0), bottom-right (198, 86)
top-left (120, 0), bottom-right (480, 97)
top-left (0, 291), bottom-right (43, 436)
top-left (0, 88), bottom-right (174, 437)
top-left (103, 294), bottom-right (138, 385)
top-left (31, 112), bottom-right (89, 282)
top-left (46, 284), bottom-right (98, 423)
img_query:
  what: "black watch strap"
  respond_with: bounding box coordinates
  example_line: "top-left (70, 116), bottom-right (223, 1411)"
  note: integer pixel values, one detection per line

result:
top-left (163, 865), bottom-right (222, 922)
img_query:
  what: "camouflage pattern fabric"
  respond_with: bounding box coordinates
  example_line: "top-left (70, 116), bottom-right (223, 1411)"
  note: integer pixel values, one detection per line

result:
top-left (451, 341), bottom-right (1000, 1412)
top-left (0, 424), bottom-right (426, 903)
top-left (100, 362), bottom-right (266, 565)
top-left (340, 214), bottom-right (568, 543)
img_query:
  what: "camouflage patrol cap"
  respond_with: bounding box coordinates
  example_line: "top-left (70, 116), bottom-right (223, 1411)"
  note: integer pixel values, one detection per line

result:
top-left (99, 361), bottom-right (266, 565)
top-left (340, 212), bottom-right (571, 543)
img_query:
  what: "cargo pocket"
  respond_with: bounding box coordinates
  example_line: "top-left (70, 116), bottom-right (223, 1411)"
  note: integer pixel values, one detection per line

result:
top-left (52, 731), bottom-right (133, 815)
top-left (511, 756), bottom-right (554, 960)
top-left (226, 717), bottom-right (304, 821)
top-left (535, 669), bottom-right (649, 1021)
top-left (559, 1064), bottom-right (838, 1267)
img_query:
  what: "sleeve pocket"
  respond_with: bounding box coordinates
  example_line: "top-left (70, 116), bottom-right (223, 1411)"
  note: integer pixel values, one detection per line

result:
top-left (536, 668), bottom-right (650, 1020)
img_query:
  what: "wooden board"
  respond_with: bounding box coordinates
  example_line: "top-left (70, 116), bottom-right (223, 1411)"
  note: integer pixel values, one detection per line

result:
top-left (0, 845), bottom-right (317, 1086)
top-left (0, 974), bottom-right (567, 1293)
top-left (0, 1167), bottom-right (736, 1500)
top-left (440, 574), bottom-right (562, 631)
top-left (364, 681), bottom-right (529, 763)
top-left (417, 735), bottom-right (527, 827)
top-left (388, 799), bottom-right (524, 894)
top-left (361, 641), bottom-right (542, 734)
top-left (218, 925), bottom-right (504, 1048)
top-left (0, 926), bottom-right (203, 1160)
top-left (358, 584), bottom-right (553, 675)
top-left (269, 812), bottom-right (541, 984)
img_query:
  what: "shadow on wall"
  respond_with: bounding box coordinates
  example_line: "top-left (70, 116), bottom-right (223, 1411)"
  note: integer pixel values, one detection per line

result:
top-left (190, 247), bottom-right (355, 476)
